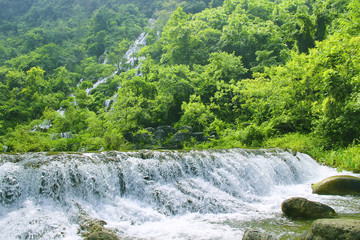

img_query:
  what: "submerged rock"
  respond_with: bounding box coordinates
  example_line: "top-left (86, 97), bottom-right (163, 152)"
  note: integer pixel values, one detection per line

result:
top-left (281, 197), bottom-right (336, 219)
top-left (312, 175), bottom-right (360, 196)
top-left (302, 219), bottom-right (360, 240)
top-left (242, 230), bottom-right (277, 240)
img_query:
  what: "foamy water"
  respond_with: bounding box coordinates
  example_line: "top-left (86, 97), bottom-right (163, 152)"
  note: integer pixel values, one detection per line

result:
top-left (0, 149), bottom-right (359, 240)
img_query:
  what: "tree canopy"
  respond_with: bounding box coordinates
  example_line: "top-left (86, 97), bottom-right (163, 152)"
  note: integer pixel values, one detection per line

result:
top-left (1, 0), bottom-right (360, 155)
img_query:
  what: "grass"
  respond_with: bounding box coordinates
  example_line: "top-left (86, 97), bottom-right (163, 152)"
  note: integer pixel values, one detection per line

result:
top-left (264, 133), bottom-right (360, 173)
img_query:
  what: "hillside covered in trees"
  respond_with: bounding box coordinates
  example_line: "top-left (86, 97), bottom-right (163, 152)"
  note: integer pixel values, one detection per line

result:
top-left (1, 0), bottom-right (360, 170)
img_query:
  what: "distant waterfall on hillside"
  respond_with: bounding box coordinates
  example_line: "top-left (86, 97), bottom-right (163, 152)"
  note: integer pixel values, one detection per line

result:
top-left (86, 18), bottom-right (155, 95)
top-left (49, 19), bottom-right (157, 127)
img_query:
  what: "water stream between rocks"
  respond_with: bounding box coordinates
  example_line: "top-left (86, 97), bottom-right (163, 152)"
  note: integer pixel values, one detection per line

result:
top-left (0, 149), bottom-right (359, 239)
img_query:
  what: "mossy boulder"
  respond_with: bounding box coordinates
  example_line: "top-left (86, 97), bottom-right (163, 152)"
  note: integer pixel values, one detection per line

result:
top-left (302, 219), bottom-right (360, 240)
top-left (242, 230), bottom-right (277, 240)
top-left (76, 203), bottom-right (119, 240)
top-left (312, 175), bottom-right (360, 196)
top-left (85, 230), bottom-right (119, 240)
top-left (281, 197), bottom-right (336, 219)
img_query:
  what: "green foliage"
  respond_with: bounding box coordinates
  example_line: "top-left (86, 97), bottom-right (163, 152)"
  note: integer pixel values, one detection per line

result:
top-left (178, 95), bottom-right (215, 132)
top-left (266, 133), bottom-right (315, 153)
top-left (1, 0), bottom-right (360, 171)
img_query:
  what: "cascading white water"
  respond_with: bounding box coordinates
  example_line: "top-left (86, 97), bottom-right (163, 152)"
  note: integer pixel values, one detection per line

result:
top-left (87, 19), bottom-right (153, 95)
top-left (0, 149), bottom-right (359, 240)
top-left (122, 31), bottom-right (148, 70)
top-left (56, 108), bottom-right (65, 118)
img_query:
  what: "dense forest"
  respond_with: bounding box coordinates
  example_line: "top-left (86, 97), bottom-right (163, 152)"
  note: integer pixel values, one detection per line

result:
top-left (1, 0), bottom-right (359, 170)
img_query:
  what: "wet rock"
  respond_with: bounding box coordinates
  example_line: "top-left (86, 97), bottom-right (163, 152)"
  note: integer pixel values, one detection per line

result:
top-left (302, 219), bottom-right (360, 240)
top-left (281, 197), bottom-right (336, 219)
top-left (0, 175), bottom-right (21, 205)
top-left (76, 203), bottom-right (119, 240)
top-left (85, 230), bottom-right (119, 240)
top-left (242, 230), bottom-right (277, 240)
top-left (312, 175), bottom-right (360, 196)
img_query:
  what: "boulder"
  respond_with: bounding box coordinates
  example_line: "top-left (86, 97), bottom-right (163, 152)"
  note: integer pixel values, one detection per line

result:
top-left (312, 175), bottom-right (360, 196)
top-left (156, 126), bottom-right (176, 136)
top-left (76, 203), bottom-right (119, 240)
top-left (281, 197), bottom-right (336, 219)
top-left (302, 219), bottom-right (360, 240)
top-left (172, 132), bottom-right (191, 143)
top-left (85, 230), bottom-right (119, 240)
top-left (191, 132), bottom-right (207, 142)
top-left (153, 129), bottom-right (166, 142)
top-left (134, 132), bottom-right (152, 144)
top-left (242, 230), bottom-right (277, 240)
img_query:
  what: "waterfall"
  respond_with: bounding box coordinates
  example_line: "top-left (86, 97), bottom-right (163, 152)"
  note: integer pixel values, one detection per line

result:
top-left (57, 108), bottom-right (65, 118)
top-left (104, 93), bottom-right (118, 111)
top-left (104, 98), bottom-right (112, 108)
top-left (55, 19), bottom-right (154, 119)
top-left (0, 149), bottom-right (359, 239)
top-left (121, 31), bottom-right (148, 70)
top-left (31, 120), bottom-right (52, 132)
top-left (102, 49), bottom-right (109, 65)
top-left (87, 19), bottom-right (153, 96)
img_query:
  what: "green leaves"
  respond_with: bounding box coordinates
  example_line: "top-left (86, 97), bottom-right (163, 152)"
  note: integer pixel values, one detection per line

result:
top-left (179, 95), bottom-right (215, 132)
top-left (1, 0), bottom-right (360, 152)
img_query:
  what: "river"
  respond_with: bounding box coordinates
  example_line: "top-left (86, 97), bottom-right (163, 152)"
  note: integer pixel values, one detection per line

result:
top-left (0, 149), bottom-right (359, 239)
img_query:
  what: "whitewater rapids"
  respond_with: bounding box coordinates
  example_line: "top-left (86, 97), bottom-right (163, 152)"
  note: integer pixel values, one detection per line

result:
top-left (0, 149), bottom-right (359, 239)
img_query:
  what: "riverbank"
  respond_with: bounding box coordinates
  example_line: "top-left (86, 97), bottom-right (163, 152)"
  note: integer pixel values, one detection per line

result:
top-left (2, 132), bottom-right (359, 174)
top-left (265, 134), bottom-right (360, 173)
top-left (191, 132), bottom-right (360, 173)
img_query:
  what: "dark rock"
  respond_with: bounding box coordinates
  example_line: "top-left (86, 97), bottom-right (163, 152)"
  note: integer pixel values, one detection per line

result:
top-left (153, 129), bottom-right (166, 142)
top-left (312, 175), bottom-right (360, 196)
top-left (172, 132), bottom-right (191, 143)
top-left (242, 230), bottom-right (277, 240)
top-left (302, 219), bottom-right (360, 240)
top-left (191, 132), bottom-right (207, 142)
top-left (123, 132), bottom-right (133, 142)
top-left (156, 126), bottom-right (176, 136)
top-left (134, 132), bottom-right (152, 144)
top-left (281, 197), bottom-right (336, 219)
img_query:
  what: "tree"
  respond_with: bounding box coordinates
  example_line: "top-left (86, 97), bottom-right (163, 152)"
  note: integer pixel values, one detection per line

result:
top-left (26, 67), bottom-right (47, 93)
top-left (179, 95), bottom-right (215, 132)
